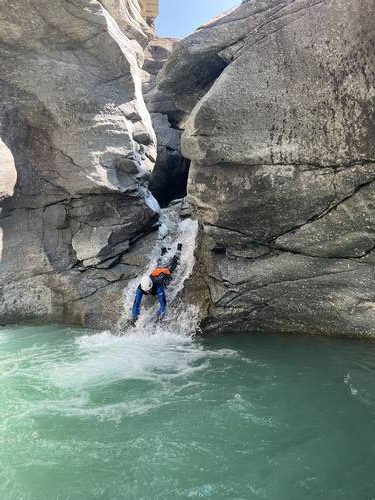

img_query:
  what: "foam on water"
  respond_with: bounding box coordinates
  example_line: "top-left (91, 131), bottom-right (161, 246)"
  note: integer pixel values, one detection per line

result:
top-left (48, 209), bottom-right (204, 391)
top-left (1, 325), bottom-right (375, 499)
top-left (51, 330), bottom-right (209, 390)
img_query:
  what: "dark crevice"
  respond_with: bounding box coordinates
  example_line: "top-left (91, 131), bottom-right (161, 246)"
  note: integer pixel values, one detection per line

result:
top-left (148, 108), bottom-right (191, 207)
top-left (149, 155), bottom-right (190, 208)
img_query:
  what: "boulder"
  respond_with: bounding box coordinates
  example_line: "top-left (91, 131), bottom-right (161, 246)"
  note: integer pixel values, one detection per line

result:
top-left (0, 0), bottom-right (159, 328)
top-left (159, 0), bottom-right (375, 337)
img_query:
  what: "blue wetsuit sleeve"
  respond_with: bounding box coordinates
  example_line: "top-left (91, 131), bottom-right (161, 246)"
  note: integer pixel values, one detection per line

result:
top-left (132, 287), bottom-right (143, 319)
top-left (156, 285), bottom-right (167, 317)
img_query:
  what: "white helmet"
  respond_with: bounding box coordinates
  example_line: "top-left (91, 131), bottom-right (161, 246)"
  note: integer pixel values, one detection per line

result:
top-left (140, 276), bottom-right (153, 292)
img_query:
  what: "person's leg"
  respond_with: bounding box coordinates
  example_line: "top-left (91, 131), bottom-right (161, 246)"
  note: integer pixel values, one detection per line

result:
top-left (156, 285), bottom-right (167, 319)
top-left (132, 287), bottom-right (144, 321)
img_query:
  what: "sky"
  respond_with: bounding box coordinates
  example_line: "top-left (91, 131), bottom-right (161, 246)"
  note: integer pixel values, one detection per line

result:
top-left (156, 0), bottom-right (241, 38)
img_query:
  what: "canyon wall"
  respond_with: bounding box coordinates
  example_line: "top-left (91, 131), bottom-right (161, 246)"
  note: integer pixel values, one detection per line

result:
top-left (0, 0), bottom-right (160, 328)
top-left (159, 0), bottom-right (375, 336)
top-left (2, 0), bottom-right (374, 337)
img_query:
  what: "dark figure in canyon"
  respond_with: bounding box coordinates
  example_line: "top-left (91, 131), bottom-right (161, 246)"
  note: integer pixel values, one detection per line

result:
top-left (131, 244), bottom-right (183, 323)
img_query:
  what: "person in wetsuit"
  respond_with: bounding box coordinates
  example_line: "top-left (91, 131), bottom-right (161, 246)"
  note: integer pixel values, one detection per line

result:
top-left (131, 243), bottom-right (182, 323)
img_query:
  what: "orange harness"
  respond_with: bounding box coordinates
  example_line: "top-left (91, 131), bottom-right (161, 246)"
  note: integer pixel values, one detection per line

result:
top-left (151, 267), bottom-right (171, 278)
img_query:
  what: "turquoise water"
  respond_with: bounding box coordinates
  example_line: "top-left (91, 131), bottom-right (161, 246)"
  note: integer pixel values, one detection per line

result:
top-left (0, 326), bottom-right (374, 500)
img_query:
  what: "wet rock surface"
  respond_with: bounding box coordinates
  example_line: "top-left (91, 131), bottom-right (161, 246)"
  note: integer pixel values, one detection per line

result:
top-left (0, 0), bottom-right (159, 328)
top-left (159, 0), bottom-right (375, 336)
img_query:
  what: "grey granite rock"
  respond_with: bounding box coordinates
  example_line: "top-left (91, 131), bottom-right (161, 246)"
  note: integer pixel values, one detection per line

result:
top-left (159, 0), bottom-right (375, 337)
top-left (0, 0), bottom-right (159, 328)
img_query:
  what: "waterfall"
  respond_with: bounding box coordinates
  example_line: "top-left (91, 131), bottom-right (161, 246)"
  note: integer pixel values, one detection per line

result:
top-left (116, 204), bottom-right (200, 337)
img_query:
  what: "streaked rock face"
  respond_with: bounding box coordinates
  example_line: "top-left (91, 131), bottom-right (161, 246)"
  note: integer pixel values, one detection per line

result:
top-left (159, 0), bottom-right (375, 336)
top-left (0, 0), bottom-right (159, 328)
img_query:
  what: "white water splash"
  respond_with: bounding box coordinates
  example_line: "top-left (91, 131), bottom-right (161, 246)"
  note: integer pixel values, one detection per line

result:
top-left (51, 330), bottom-right (208, 391)
top-left (48, 208), bottom-right (201, 391)
top-left (344, 371), bottom-right (359, 396)
top-left (116, 206), bottom-right (200, 338)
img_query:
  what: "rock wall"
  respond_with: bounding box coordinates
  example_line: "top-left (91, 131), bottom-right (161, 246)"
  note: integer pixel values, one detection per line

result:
top-left (0, 0), bottom-right (160, 328)
top-left (143, 37), bottom-right (189, 207)
top-left (159, 0), bottom-right (375, 336)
